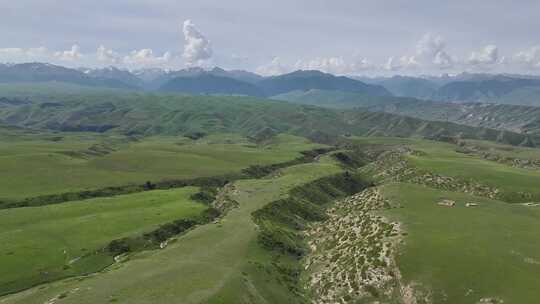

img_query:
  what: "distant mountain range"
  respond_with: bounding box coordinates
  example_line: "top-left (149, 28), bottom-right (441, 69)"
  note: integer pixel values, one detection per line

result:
top-left (0, 63), bottom-right (390, 98)
top-left (79, 66), bottom-right (144, 88)
top-left (0, 63), bottom-right (138, 90)
top-left (358, 73), bottom-right (540, 106)
top-left (2, 62), bottom-right (540, 107)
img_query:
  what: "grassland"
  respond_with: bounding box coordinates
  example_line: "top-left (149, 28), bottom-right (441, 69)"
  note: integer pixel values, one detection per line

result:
top-left (355, 136), bottom-right (540, 203)
top-left (0, 126), bottom-right (326, 298)
top-left (0, 131), bottom-right (322, 201)
top-left (3, 127), bottom-right (540, 304)
top-left (381, 183), bottom-right (540, 303)
top-left (463, 139), bottom-right (540, 160)
top-left (0, 187), bottom-right (206, 296)
top-left (0, 156), bottom-right (343, 304)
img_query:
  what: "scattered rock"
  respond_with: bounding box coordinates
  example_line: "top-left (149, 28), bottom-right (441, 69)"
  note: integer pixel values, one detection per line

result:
top-left (438, 199), bottom-right (456, 207)
top-left (478, 297), bottom-right (504, 304)
top-left (304, 188), bottom-right (403, 304)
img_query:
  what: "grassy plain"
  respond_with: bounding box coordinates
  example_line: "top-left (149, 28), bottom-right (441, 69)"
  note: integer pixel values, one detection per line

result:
top-left (382, 183), bottom-right (540, 303)
top-left (0, 131), bottom-right (322, 201)
top-left (0, 156), bottom-right (343, 304)
top-left (354, 137), bottom-right (540, 203)
top-left (0, 187), bottom-right (205, 296)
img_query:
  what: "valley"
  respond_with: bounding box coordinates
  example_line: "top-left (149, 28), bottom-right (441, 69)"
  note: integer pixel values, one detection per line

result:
top-left (1, 64), bottom-right (540, 304)
top-left (3, 3), bottom-right (540, 303)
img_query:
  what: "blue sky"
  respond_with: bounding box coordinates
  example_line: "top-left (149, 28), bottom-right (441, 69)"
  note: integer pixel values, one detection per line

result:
top-left (1, 0), bottom-right (539, 75)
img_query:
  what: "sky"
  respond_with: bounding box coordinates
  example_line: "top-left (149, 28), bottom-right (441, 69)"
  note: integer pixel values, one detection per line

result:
top-left (1, 0), bottom-right (540, 76)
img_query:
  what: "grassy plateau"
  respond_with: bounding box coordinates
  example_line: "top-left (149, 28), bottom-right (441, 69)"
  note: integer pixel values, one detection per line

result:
top-left (382, 183), bottom-right (540, 303)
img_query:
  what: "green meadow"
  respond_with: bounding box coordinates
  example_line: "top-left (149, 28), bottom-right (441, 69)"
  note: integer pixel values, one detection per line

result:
top-left (464, 139), bottom-right (540, 160)
top-left (382, 183), bottom-right (540, 303)
top-left (0, 132), bottom-right (322, 201)
top-left (355, 136), bottom-right (540, 203)
top-left (2, 129), bottom-right (540, 303)
top-left (0, 156), bottom-right (343, 304)
top-left (406, 140), bottom-right (540, 203)
top-left (0, 187), bottom-right (206, 296)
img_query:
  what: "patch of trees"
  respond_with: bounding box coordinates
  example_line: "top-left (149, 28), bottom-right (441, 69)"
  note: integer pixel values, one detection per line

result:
top-left (0, 174), bottom-right (238, 210)
top-left (332, 151), bottom-right (368, 168)
top-left (105, 207), bottom-right (221, 256)
top-left (184, 131), bottom-right (207, 140)
top-left (190, 186), bottom-right (218, 204)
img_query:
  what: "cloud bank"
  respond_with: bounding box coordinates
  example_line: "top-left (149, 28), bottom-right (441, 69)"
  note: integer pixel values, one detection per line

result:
top-left (0, 28), bottom-right (540, 76)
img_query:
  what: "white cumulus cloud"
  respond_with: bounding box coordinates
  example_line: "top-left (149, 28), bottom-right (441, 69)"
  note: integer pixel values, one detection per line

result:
top-left (468, 45), bottom-right (500, 65)
top-left (123, 49), bottom-right (172, 67)
top-left (256, 57), bottom-right (291, 76)
top-left (387, 33), bottom-right (455, 71)
top-left (182, 19), bottom-right (212, 66)
top-left (514, 46), bottom-right (540, 70)
top-left (54, 44), bottom-right (83, 61)
top-left (96, 45), bottom-right (121, 64)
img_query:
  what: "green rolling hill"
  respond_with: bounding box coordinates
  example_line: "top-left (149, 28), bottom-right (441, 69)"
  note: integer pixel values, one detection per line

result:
top-left (0, 86), bottom-right (537, 147)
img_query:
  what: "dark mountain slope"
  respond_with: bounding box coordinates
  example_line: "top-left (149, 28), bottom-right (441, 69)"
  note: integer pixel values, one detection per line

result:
top-left (158, 74), bottom-right (265, 96)
top-left (258, 70), bottom-right (392, 96)
top-left (272, 89), bottom-right (409, 108)
top-left (357, 75), bottom-right (439, 100)
top-left (147, 67), bottom-right (263, 90)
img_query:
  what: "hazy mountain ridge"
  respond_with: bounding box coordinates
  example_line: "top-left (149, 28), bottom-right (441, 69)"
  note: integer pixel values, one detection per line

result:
top-left (275, 88), bottom-right (540, 135)
top-left (432, 77), bottom-right (540, 103)
top-left (3, 62), bottom-right (540, 105)
top-left (80, 66), bottom-right (145, 88)
top-left (359, 73), bottom-right (540, 106)
top-left (258, 70), bottom-right (391, 96)
top-left (159, 73), bottom-right (265, 96)
top-left (371, 100), bottom-right (540, 135)
top-left (0, 63), bottom-right (138, 90)
top-left (0, 63), bottom-right (392, 98)
top-left (355, 75), bottom-right (439, 100)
